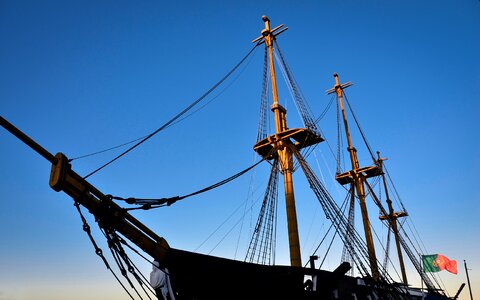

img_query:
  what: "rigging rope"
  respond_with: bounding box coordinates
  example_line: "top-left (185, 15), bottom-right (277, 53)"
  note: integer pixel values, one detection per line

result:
top-left (305, 189), bottom-right (349, 268)
top-left (361, 186), bottom-right (404, 284)
top-left (69, 136), bottom-right (146, 162)
top-left (319, 227), bottom-right (339, 269)
top-left (194, 186), bottom-right (265, 253)
top-left (270, 46), bottom-right (325, 171)
top-left (83, 42), bottom-right (261, 179)
top-left (71, 44), bottom-right (259, 163)
top-left (383, 164), bottom-right (408, 214)
top-left (273, 50), bottom-right (304, 126)
top-left (363, 180), bottom-right (439, 291)
top-left (257, 47), bottom-right (270, 142)
top-left (103, 228), bottom-right (154, 299)
top-left (234, 154), bottom-right (262, 260)
top-left (292, 146), bottom-right (371, 277)
top-left (342, 91), bottom-right (376, 162)
top-left (273, 40), bottom-right (319, 133)
top-left (106, 234), bottom-right (146, 300)
top-left (304, 222), bottom-right (334, 268)
top-left (75, 199), bottom-right (176, 299)
top-left (331, 85), bottom-right (433, 288)
top-left (73, 201), bottom-right (136, 299)
top-left (196, 152), bottom-right (277, 257)
top-left (113, 159), bottom-right (265, 210)
top-left (383, 224), bottom-right (392, 272)
top-left (291, 145), bottom-right (412, 299)
top-left (194, 196), bottom-right (249, 252)
top-left (398, 217), bottom-right (447, 293)
top-left (315, 94), bottom-right (335, 124)
top-left (341, 184), bottom-right (356, 276)
top-left (245, 157), bottom-right (279, 265)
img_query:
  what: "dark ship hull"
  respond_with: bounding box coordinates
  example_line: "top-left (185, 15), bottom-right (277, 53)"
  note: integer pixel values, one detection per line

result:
top-left (166, 248), bottom-right (449, 300)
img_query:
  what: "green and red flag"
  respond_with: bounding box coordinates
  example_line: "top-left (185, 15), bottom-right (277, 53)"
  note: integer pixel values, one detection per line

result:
top-left (422, 254), bottom-right (458, 274)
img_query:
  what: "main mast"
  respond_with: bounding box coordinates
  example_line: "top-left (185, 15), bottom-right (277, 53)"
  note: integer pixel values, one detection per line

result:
top-left (258, 15), bottom-right (300, 267)
top-left (327, 73), bottom-right (381, 280)
top-left (252, 16), bottom-right (323, 267)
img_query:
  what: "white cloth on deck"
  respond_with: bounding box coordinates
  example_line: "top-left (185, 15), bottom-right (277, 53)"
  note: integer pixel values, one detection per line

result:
top-left (150, 260), bottom-right (176, 300)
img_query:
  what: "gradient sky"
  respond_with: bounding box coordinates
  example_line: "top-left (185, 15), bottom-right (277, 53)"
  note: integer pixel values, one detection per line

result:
top-left (1, 1), bottom-right (479, 300)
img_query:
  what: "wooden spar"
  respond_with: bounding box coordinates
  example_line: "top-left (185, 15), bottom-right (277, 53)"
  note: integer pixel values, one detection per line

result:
top-left (0, 116), bottom-right (170, 264)
top-left (252, 16), bottom-right (323, 267)
top-left (326, 74), bottom-right (380, 280)
top-left (256, 15), bottom-right (302, 267)
top-left (0, 116), bottom-right (57, 164)
top-left (377, 152), bottom-right (408, 285)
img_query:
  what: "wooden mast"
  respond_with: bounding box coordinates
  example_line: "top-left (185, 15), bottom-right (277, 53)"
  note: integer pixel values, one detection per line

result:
top-left (252, 16), bottom-right (323, 267)
top-left (327, 73), bottom-right (380, 280)
top-left (257, 15), bottom-right (301, 267)
top-left (377, 152), bottom-right (408, 285)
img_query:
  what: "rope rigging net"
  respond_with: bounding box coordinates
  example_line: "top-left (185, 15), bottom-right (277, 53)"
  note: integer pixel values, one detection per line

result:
top-left (245, 157), bottom-right (279, 265)
top-left (273, 40), bottom-right (319, 134)
top-left (340, 184), bottom-right (356, 276)
top-left (256, 47), bottom-right (271, 143)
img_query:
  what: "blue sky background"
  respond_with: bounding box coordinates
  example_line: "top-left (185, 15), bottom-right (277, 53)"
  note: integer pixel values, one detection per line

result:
top-left (1, 1), bottom-right (479, 299)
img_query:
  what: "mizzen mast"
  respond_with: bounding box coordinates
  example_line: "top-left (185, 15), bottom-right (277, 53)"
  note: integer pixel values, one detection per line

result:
top-left (252, 16), bottom-right (323, 267)
top-left (327, 73), bottom-right (381, 280)
top-left (377, 151), bottom-right (408, 285)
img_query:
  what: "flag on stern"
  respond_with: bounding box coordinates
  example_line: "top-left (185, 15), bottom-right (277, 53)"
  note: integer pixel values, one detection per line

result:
top-left (422, 254), bottom-right (458, 274)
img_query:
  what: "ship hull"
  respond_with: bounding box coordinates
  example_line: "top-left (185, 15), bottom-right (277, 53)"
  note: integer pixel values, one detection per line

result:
top-left (165, 249), bottom-right (450, 300)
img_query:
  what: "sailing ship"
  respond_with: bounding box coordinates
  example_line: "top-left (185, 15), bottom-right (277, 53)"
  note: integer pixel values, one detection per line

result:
top-left (1, 16), bottom-right (462, 299)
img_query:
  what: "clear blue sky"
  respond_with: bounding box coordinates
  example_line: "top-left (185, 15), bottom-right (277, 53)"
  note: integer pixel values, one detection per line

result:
top-left (1, 1), bottom-right (479, 299)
